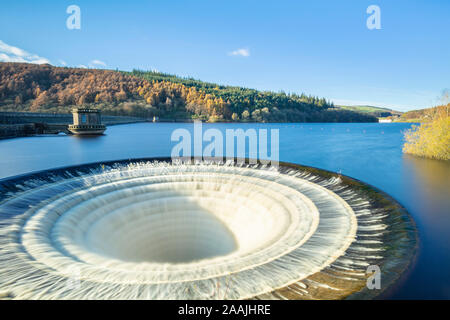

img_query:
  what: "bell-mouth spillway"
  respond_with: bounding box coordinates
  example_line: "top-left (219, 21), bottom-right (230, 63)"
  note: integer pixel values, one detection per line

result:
top-left (0, 158), bottom-right (418, 300)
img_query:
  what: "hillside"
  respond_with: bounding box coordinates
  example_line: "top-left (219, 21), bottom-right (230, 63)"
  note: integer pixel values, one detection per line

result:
top-left (0, 62), bottom-right (377, 122)
top-left (397, 106), bottom-right (446, 123)
top-left (337, 105), bottom-right (402, 118)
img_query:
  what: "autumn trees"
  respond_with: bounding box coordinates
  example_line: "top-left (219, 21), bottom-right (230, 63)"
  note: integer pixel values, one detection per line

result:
top-left (403, 104), bottom-right (450, 160)
top-left (135, 80), bottom-right (229, 121)
top-left (0, 62), bottom-right (377, 122)
top-left (127, 69), bottom-right (374, 122)
top-left (0, 63), bottom-right (144, 111)
top-left (0, 63), bottom-right (233, 121)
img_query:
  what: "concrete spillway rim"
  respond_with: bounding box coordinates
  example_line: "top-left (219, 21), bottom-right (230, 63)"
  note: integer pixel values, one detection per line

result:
top-left (0, 157), bottom-right (419, 300)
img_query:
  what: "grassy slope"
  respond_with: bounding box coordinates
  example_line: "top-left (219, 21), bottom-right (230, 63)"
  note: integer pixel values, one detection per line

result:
top-left (337, 105), bottom-right (403, 117)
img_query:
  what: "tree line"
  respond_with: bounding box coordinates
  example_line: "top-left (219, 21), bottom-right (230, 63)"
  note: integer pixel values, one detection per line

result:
top-left (0, 62), bottom-right (377, 122)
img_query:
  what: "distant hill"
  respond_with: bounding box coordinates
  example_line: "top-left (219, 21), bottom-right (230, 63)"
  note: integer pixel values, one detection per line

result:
top-left (0, 62), bottom-right (377, 123)
top-left (398, 105), bottom-right (449, 123)
top-left (337, 105), bottom-right (403, 118)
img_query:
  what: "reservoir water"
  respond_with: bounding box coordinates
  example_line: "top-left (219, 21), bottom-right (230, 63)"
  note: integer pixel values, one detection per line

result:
top-left (0, 122), bottom-right (449, 299)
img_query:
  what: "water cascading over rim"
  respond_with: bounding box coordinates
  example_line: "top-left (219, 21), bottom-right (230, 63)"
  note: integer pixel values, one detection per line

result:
top-left (0, 158), bottom-right (417, 300)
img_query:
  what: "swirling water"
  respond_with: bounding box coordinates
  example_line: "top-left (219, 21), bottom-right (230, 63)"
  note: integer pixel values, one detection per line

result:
top-left (0, 122), bottom-right (449, 299)
top-left (1, 161), bottom-right (371, 299)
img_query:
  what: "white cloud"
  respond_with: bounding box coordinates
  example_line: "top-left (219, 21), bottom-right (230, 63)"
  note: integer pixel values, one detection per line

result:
top-left (89, 59), bottom-right (107, 68)
top-left (58, 59), bottom-right (67, 66)
top-left (77, 64), bottom-right (88, 69)
top-left (229, 48), bottom-right (250, 57)
top-left (0, 40), bottom-right (50, 64)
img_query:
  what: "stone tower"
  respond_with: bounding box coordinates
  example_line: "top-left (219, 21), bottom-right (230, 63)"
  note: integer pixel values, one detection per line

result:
top-left (68, 108), bottom-right (106, 135)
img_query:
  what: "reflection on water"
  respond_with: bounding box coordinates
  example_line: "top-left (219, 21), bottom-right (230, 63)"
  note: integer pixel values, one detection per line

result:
top-left (404, 155), bottom-right (450, 207)
top-left (0, 122), bottom-right (449, 299)
top-left (388, 155), bottom-right (450, 299)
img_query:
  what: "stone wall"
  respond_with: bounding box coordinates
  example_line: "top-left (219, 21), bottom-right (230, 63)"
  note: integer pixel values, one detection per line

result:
top-left (0, 112), bottom-right (72, 125)
top-left (0, 112), bottom-right (144, 125)
top-left (0, 123), bottom-right (38, 139)
top-left (0, 112), bottom-right (146, 138)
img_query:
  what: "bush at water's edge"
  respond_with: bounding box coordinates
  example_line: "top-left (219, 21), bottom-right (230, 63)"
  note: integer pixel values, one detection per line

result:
top-left (403, 104), bottom-right (449, 161)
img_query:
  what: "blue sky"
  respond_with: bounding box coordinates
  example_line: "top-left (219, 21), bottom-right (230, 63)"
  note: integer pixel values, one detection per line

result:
top-left (1, 0), bottom-right (449, 111)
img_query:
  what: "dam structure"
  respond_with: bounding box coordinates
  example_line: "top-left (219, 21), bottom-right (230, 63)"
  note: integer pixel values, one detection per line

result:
top-left (0, 111), bottom-right (144, 139)
top-left (0, 158), bottom-right (417, 300)
top-left (68, 108), bottom-right (106, 135)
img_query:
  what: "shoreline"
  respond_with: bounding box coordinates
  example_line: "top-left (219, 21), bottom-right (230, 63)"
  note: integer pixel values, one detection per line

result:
top-left (0, 118), bottom-right (409, 141)
top-left (0, 120), bottom-right (146, 140)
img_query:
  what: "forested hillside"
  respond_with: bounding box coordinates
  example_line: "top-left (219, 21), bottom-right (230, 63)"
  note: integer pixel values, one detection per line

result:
top-left (0, 63), bottom-right (377, 122)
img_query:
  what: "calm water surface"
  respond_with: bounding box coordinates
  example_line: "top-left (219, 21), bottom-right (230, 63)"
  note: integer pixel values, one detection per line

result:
top-left (0, 122), bottom-right (449, 299)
